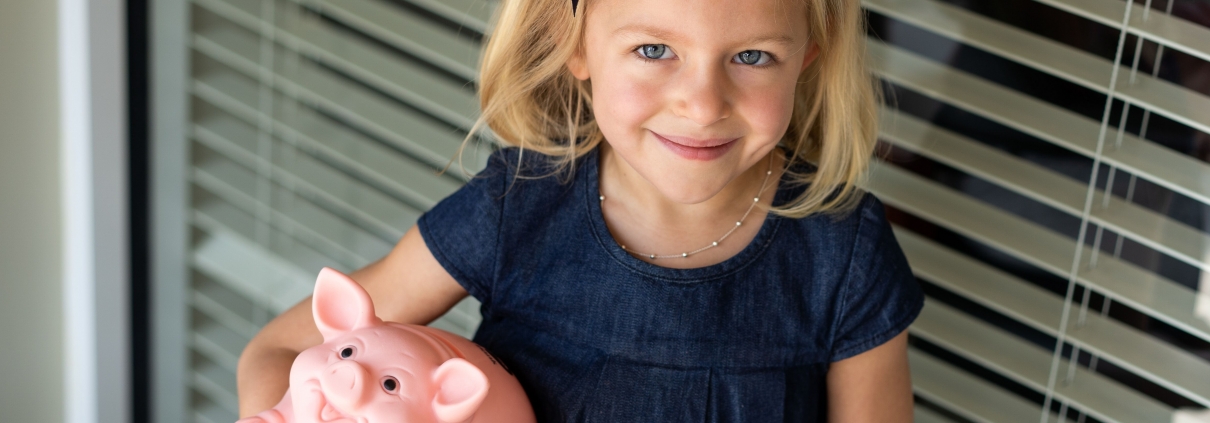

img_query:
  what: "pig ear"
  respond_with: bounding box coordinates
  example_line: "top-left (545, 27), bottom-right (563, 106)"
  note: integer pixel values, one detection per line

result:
top-left (312, 267), bottom-right (381, 341)
top-left (431, 358), bottom-right (490, 423)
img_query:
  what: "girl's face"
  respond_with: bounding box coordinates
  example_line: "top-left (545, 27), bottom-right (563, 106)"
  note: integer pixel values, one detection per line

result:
top-left (567, 0), bottom-right (817, 204)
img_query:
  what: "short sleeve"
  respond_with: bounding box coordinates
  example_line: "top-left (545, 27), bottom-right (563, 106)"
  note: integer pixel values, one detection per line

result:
top-left (417, 148), bottom-right (513, 303)
top-left (828, 194), bottom-right (925, 362)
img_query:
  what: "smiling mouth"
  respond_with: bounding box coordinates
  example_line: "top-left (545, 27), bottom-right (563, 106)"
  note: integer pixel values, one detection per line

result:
top-left (652, 131), bottom-right (739, 161)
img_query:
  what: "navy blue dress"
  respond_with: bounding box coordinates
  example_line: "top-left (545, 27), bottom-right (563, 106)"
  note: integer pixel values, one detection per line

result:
top-left (418, 147), bottom-right (923, 422)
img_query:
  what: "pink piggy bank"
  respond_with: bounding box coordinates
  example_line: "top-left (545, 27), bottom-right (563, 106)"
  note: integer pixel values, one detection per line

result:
top-left (238, 267), bottom-right (536, 423)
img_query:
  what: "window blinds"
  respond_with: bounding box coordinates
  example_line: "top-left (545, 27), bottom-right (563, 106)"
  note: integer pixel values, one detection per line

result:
top-left (157, 0), bottom-right (1210, 421)
top-left (865, 0), bottom-right (1210, 421)
top-left (177, 0), bottom-right (495, 420)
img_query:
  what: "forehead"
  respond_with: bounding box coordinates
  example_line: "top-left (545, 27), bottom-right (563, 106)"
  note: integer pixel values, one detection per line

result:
top-left (587, 0), bottom-right (808, 46)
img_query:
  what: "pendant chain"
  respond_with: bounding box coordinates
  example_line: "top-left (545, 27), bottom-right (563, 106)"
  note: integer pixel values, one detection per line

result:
top-left (600, 155), bottom-right (775, 260)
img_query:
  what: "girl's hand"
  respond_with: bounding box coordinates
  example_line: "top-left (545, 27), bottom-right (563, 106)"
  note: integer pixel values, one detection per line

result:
top-left (235, 224), bottom-right (468, 417)
top-left (826, 330), bottom-right (914, 422)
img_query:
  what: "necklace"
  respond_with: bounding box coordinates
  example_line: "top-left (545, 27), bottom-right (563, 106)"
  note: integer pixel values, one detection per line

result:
top-left (600, 154), bottom-right (775, 260)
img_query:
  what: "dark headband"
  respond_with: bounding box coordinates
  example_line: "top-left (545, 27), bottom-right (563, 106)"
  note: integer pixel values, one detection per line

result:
top-left (572, 0), bottom-right (579, 16)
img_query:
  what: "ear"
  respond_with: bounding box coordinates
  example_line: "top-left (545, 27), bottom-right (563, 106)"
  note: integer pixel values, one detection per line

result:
top-left (801, 41), bottom-right (821, 73)
top-left (311, 267), bottom-right (382, 342)
top-left (431, 358), bottom-right (490, 423)
top-left (566, 49), bottom-right (590, 81)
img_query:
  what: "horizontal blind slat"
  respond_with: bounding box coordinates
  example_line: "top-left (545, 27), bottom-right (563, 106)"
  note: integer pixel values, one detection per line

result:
top-left (191, 355), bottom-right (239, 414)
top-left (394, 0), bottom-right (495, 34)
top-left (193, 135), bottom-right (381, 253)
top-left (195, 0), bottom-right (482, 130)
top-left (1032, 0), bottom-right (1210, 63)
top-left (200, 0), bottom-right (483, 79)
top-left (864, 0), bottom-right (1210, 136)
top-left (290, 0), bottom-right (480, 80)
top-left (192, 191), bottom-right (358, 281)
top-left (912, 301), bottom-right (1174, 422)
top-left (190, 24), bottom-right (485, 175)
top-left (286, 13), bottom-right (480, 128)
top-left (192, 277), bottom-right (263, 339)
top-left (186, 7), bottom-right (479, 193)
top-left (912, 406), bottom-right (956, 423)
top-left (191, 228), bottom-right (316, 315)
top-left (189, 155), bottom-right (363, 289)
top-left (896, 226), bottom-right (1210, 407)
top-left (191, 215), bottom-right (479, 333)
top-left (192, 315), bottom-right (247, 373)
top-left (865, 161), bottom-right (1210, 342)
top-left (869, 39), bottom-right (1210, 207)
top-left (192, 115), bottom-right (417, 242)
top-left (880, 109), bottom-right (1210, 274)
top-left (192, 159), bottom-right (388, 268)
top-left (193, 398), bottom-right (238, 423)
top-left (910, 348), bottom-right (1062, 423)
top-left (193, 92), bottom-right (461, 211)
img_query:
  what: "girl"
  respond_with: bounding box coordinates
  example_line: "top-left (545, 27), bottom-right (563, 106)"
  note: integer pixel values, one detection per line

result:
top-left (237, 0), bottom-right (923, 420)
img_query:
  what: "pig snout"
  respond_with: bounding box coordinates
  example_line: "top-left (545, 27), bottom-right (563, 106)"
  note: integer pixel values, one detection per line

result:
top-left (318, 360), bottom-right (374, 412)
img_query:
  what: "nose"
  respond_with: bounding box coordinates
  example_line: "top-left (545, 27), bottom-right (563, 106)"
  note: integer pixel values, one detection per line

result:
top-left (319, 360), bottom-right (374, 412)
top-left (670, 61), bottom-right (732, 127)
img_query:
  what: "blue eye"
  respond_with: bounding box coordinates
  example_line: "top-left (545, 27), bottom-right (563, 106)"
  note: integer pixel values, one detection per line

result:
top-left (735, 50), bottom-right (772, 66)
top-left (637, 44), bottom-right (672, 61)
top-left (635, 45), bottom-right (774, 67)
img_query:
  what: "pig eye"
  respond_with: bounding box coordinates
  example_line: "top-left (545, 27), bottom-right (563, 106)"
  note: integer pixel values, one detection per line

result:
top-left (381, 376), bottom-right (399, 393)
top-left (339, 346), bottom-right (356, 359)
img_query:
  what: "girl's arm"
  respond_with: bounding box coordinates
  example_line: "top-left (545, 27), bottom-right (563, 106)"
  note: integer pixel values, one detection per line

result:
top-left (826, 330), bottom-right (914, 422)
top-left (235, 225), bottom-right (469, 417)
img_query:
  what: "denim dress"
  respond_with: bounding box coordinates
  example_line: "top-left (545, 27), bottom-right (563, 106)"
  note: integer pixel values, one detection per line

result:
top-left (418, 147), bottom-right (924, 422)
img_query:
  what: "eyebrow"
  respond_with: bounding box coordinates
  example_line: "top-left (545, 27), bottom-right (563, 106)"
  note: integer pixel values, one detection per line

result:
top-left (611, 23), bottom-right (797, 47)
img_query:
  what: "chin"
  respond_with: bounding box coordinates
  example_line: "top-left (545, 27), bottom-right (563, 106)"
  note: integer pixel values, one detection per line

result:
top-left (650, 173), bottom-right (734, 204)
top-left (603, 131), bottom-right (770, 203)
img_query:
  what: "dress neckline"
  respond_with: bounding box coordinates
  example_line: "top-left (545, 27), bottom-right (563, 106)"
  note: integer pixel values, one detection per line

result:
top-left (584, 148), bottom-right (793, 283)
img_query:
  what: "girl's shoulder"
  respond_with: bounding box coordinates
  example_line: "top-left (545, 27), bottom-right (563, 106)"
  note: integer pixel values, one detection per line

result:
top-left (417, 146), bottom-right (592, 301)
top-left (772, 189), bottom-right (894, 267)
top-left (774, 157), bottom-right (887, 243)
top-left (771, 177), bottom-right (922, 363)
top-left (771, 163), bottom-right (905, 282)
top-left (486, 145), bottom-right (584, 176)
top-left (464, 146), bottom-right (586, 199)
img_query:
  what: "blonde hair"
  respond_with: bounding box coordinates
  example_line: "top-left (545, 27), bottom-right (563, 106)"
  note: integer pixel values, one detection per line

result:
top-left (463, 0), bottom-right (879, 218)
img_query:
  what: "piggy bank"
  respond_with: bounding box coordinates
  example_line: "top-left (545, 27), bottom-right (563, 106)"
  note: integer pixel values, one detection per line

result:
top-left (238, 267), bottom-right (536, 423)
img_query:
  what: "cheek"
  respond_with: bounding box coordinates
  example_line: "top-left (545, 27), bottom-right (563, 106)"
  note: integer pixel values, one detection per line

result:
top-left (737, 80), bottom-right (797, 141)
top-left (590, 69), bottom-right (663, 141)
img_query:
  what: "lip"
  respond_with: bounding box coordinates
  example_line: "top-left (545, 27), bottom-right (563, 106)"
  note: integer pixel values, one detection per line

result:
top-left (652, 131), bottom-right (739, 161)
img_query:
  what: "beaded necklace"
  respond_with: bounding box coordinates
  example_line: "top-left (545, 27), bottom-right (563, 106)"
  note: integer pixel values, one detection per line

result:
top-left (600, 154), bottom-right (774, 260)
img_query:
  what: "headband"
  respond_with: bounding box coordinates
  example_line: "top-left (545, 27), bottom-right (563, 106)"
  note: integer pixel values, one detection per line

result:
top-left (572, 0), bottom-right (579, 16)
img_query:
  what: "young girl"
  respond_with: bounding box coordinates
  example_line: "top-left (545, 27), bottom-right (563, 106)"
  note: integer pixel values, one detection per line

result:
top-left (237, 0), bottom-right (923, 420)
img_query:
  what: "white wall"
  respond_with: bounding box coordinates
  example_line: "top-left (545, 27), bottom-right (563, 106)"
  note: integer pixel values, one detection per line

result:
top-left (0, 0), bottom-right (64, 421)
